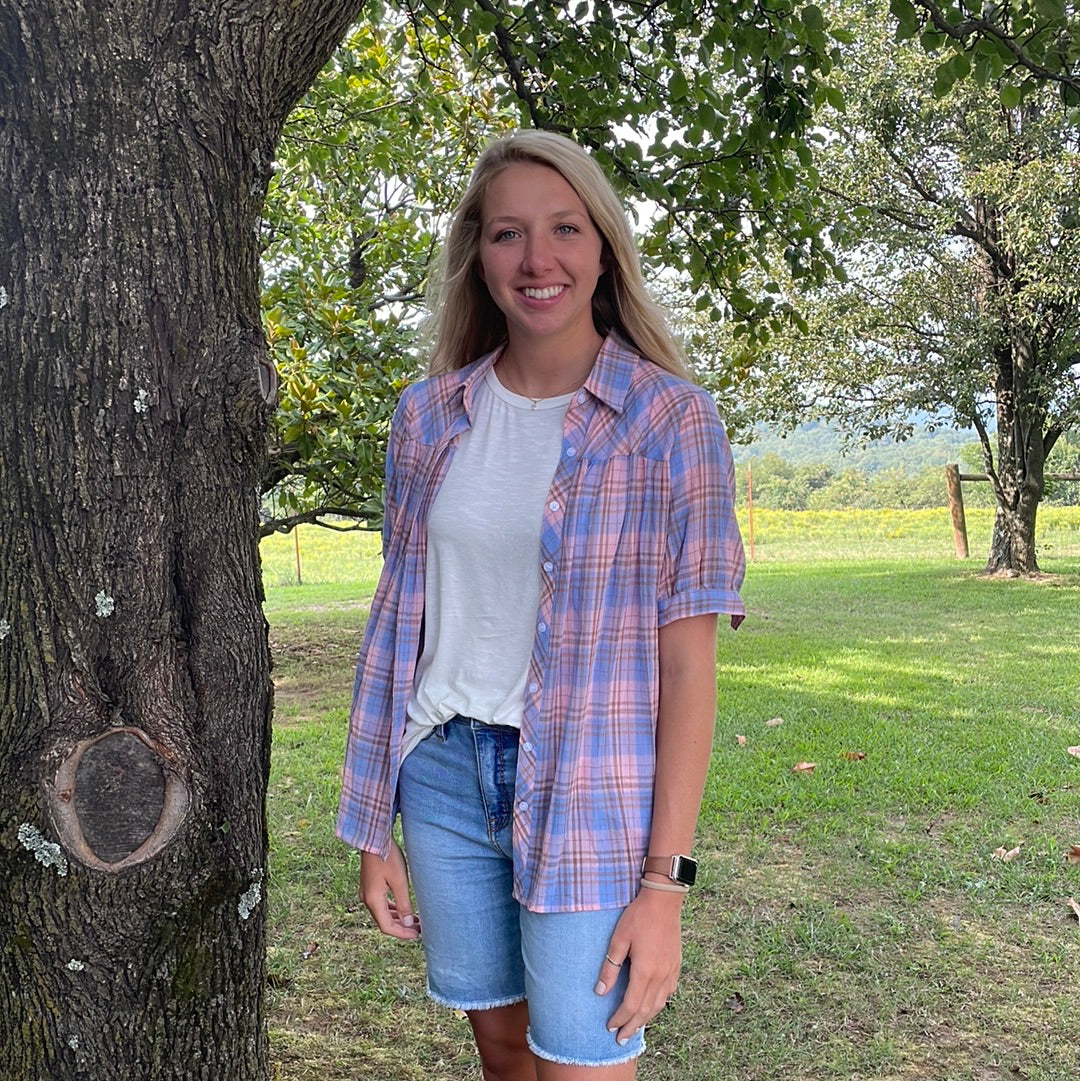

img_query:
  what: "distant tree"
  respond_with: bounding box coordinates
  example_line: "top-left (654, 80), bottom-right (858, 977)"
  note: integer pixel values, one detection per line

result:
top-left (719, 0), bottom-right (1080, 574)
top-left (808, 468), bottom-right (873, 510)
top-left (1044, 431), bottom-right (1080, 504)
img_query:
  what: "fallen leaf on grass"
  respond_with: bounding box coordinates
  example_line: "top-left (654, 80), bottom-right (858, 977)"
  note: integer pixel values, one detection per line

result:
top-left (792, 762), bottom-right (817, 774)
top-left (843, 751), bottom-right (867, 761)
top-left (992, 845), bottom-right (1022, 862)
top-left (1068, 899), bottom-right (1080, 922)
top-left (736, 734), bottom-right (747, 746)
top-left (300, 942), bottom-right (319, 960)
top-left (725, 991), bottom-right (746, 1013)
top-left (1068, 747), bottom-right (1080, 759)
top-left (765, 717), bottom-right (785, 727)
top-left (1067, 845), bottom-right (1080, 865)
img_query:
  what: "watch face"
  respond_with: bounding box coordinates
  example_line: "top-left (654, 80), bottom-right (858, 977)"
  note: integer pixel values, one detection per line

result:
top-left (673, 856), bottom-right (698, 886)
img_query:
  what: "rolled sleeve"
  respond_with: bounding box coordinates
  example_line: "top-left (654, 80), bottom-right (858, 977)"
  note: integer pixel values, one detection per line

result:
top-left (658, 389), bottom-right (745, 629)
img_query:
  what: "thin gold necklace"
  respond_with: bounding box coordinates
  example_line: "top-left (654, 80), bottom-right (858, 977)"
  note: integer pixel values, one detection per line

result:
top-left (500, 367), bottom-right (587, 409)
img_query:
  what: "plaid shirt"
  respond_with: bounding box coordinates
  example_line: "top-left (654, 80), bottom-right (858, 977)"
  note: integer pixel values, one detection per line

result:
top-left (336, 333), bottom-right (745, 912)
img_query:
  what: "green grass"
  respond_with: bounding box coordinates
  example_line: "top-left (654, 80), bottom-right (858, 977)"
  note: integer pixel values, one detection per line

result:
top-left (263, 511), bottom-right (1080, 1081)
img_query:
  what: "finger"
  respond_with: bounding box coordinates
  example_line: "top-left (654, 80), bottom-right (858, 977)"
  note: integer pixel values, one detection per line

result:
top-left (386, 900), bottom-right (423, 933)
top-left (593, 952), bottom-right (626, 996)
top-left (607, 971), bottom-right (676, 1040)
top-left (361, 881), bottom-right (420, 940)
top-left (369, 898), bottom-right (421, 939)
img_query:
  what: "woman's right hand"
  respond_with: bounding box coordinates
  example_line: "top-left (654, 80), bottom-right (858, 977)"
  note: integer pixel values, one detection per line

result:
top-left (360, 842), bottom-right (421, 940)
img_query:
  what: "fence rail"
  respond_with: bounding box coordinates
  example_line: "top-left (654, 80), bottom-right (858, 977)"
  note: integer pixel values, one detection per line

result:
top-left (944, 464), bottom-right (1080, 558)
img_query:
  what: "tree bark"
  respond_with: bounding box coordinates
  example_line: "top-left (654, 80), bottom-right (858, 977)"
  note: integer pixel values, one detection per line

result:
top-left (983, 324), bottom-right (1047, 576)
top-left (0, 2), bottom-right (362, 1077)
top-left (970, 191), bottom-right (1049, 577)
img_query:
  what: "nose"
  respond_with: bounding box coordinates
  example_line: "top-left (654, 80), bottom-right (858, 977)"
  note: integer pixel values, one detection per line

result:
top-left (521, 233), bottom-right (554, 274)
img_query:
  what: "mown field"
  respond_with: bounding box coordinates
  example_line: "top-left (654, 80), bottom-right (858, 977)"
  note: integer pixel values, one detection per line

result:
top-left (261, 508), bottom-right (1080, 1081)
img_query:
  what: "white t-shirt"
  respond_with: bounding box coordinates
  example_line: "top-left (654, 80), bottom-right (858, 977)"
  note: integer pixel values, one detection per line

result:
top-left (402, 367), bottom-right (574, 758)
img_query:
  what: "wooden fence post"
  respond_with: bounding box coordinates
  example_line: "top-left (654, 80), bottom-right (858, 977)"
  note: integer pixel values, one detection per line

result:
top-left (945, 464), bottom-right (969, 559)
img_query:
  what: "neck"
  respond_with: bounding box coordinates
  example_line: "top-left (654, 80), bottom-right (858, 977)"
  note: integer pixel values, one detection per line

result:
top-left (498, 329), bottom-right (604, 399)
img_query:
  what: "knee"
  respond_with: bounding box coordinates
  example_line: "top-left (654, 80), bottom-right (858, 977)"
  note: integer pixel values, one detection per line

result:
top-left (470, 1004), bottom-right (535, 1081)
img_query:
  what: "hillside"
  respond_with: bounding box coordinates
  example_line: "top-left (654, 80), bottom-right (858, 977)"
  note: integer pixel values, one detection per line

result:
top-left (730, 422), bottom-right (978, 475)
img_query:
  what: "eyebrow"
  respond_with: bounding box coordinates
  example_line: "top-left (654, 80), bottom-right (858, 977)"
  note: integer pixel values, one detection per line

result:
top-left (486, 209), bottom-right (589, 224)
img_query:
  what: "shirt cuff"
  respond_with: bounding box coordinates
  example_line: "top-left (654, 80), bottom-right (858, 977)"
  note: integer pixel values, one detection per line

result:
top-left (658, 587), bottom-right (745, 629)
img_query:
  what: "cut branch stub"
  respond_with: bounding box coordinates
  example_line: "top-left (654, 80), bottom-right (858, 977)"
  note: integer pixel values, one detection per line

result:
top-left (46, 728), bottom-right (191, 872)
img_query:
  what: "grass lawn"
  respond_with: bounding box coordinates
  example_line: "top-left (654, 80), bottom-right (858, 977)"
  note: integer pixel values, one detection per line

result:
top-left (262, 511), bottom-right (1080, 1081)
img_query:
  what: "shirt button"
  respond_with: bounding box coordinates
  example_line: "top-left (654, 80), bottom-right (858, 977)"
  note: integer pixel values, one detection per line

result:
top-left (528, 681), bottom-right (539, 694)
top-left (577, 391), bottom-right (586, 403)
top-left (566, 446), bottom-right (577, 457)
top-left (542, 561), bottom-right (554, 573)
top-left (522, 740), bottom-right (533, 753)
top-left (538, 621), bottom-right (547, 633)
top-left (517, 800), bottom-right (530, 813)
top-left (548, 500), bottom-right (560, 512)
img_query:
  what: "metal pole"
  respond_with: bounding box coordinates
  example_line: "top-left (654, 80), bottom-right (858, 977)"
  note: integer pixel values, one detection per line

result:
top-left (747, 463), bottom-right (756, 562)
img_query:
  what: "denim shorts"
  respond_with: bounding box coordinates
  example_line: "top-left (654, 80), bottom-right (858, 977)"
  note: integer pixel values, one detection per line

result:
top-left (398, 716), bottom-right (645, 1067)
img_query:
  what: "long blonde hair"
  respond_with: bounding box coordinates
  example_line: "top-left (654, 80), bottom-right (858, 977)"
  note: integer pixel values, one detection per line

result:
top-left (425, 130), bottom-right (690, 379)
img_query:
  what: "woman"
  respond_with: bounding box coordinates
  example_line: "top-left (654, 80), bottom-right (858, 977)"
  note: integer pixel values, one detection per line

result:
top-left (337, 130), bottom-right (745, 1081)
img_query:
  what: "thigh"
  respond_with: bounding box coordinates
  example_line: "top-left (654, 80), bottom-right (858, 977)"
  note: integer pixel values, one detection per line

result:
top-left (520, 907), bottom-right (645, 1068)
top-left (399, 721), bottom-right (525, 1010)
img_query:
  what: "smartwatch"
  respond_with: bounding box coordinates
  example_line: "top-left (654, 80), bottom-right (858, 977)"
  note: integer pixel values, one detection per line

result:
top-left (641, 854), bottom-right (698, 887)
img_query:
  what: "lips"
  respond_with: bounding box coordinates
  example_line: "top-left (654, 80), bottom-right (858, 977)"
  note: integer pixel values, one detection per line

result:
top-left (521, 285), bottom-right (566, 300)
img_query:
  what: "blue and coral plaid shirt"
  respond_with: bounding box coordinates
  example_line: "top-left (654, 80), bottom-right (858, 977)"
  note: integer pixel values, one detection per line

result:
top-left (336, 333), bottom-right (745, 912)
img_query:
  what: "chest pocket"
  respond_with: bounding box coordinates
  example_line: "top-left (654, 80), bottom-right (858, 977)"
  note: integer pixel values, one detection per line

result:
top-left (561, 454), bottom-right (669, 616)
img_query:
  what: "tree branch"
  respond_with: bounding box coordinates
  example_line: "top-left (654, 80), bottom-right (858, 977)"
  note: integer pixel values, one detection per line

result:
top-left (912, 0), bottom-right (1080, 96)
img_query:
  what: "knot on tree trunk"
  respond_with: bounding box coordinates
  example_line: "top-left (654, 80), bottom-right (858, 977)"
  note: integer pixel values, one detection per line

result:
top-left (46, 728), bottom-right (190, 872)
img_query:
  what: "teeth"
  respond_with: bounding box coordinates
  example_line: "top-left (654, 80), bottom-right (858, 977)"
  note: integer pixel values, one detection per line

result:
top-left (522, 286), bottom-right (563, 299)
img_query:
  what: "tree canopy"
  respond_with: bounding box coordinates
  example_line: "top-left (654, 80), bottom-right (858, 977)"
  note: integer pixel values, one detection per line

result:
top-left (705, 0), bottom-right (1080, 572)
top-left (259, 0), bottom-right (845, 534)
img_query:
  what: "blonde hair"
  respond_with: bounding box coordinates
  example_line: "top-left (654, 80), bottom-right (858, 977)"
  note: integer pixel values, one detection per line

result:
top-left (425, 130), bottom-right (690, 380)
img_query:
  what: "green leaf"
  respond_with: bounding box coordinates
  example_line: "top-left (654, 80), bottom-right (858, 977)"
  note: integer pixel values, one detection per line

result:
top-left (823, 85), bottom-right (846, 112)
top-left (999, 84), bottom-right (1022, 109)
top-left (889, 0), bottom-right (920, 40)
top-left (669, 67), bottom-right (689, 101)
top-left (1033, 0), bottom-right (1066, 18)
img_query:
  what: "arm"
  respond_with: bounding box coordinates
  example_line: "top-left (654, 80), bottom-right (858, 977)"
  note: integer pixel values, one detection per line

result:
top-left (597, 611), bottom-right (719, 1043)
top-left (349, 392), bottom-right (421, 940)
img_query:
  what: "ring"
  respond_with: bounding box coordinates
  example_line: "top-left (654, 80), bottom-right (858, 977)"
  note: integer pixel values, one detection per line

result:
top-left (605, 954), bottom-right (619, 966)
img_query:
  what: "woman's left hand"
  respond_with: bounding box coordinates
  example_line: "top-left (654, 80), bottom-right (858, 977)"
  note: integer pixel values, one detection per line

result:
top-left (595, 886), bottom-right (684, 1045)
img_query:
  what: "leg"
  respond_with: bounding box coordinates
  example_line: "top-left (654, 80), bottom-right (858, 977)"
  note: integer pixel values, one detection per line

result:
top-left (468, 1001), bottom-right (537, 1081)
top-left (536, 1059), bottom-right (635, 1081)
top-left (520, 908), bottom-right (645, 1074)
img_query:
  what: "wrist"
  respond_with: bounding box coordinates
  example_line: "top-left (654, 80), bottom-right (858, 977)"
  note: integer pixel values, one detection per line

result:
top-left (637, 876), bottom-right (689, 900)
top-left (641, 853), bottom-right (698, 888)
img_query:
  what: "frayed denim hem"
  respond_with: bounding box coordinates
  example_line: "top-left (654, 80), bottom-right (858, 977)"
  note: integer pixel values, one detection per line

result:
top-left (427, 985), bottom-right (527, 1012)
top-left (526, 1028), bottom-right (645, 1067)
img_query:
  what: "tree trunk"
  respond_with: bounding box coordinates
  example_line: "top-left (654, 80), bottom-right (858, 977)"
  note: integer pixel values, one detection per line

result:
top-left (969, 189), bottom-right (1048, 578)
top-left (983, 330), bottom-right (1047, 576)
top-left (0, 2), bottom-right (362, 1077)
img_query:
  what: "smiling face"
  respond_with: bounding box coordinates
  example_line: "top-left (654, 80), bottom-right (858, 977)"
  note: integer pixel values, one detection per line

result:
top-left (477, 161), bottom-right (607, 360)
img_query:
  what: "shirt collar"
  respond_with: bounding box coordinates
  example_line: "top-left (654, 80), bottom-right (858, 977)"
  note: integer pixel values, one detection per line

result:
top-left (581, 331), bottom-right (638, 414)
top-left (458, 332), bottom-right (640, 420)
